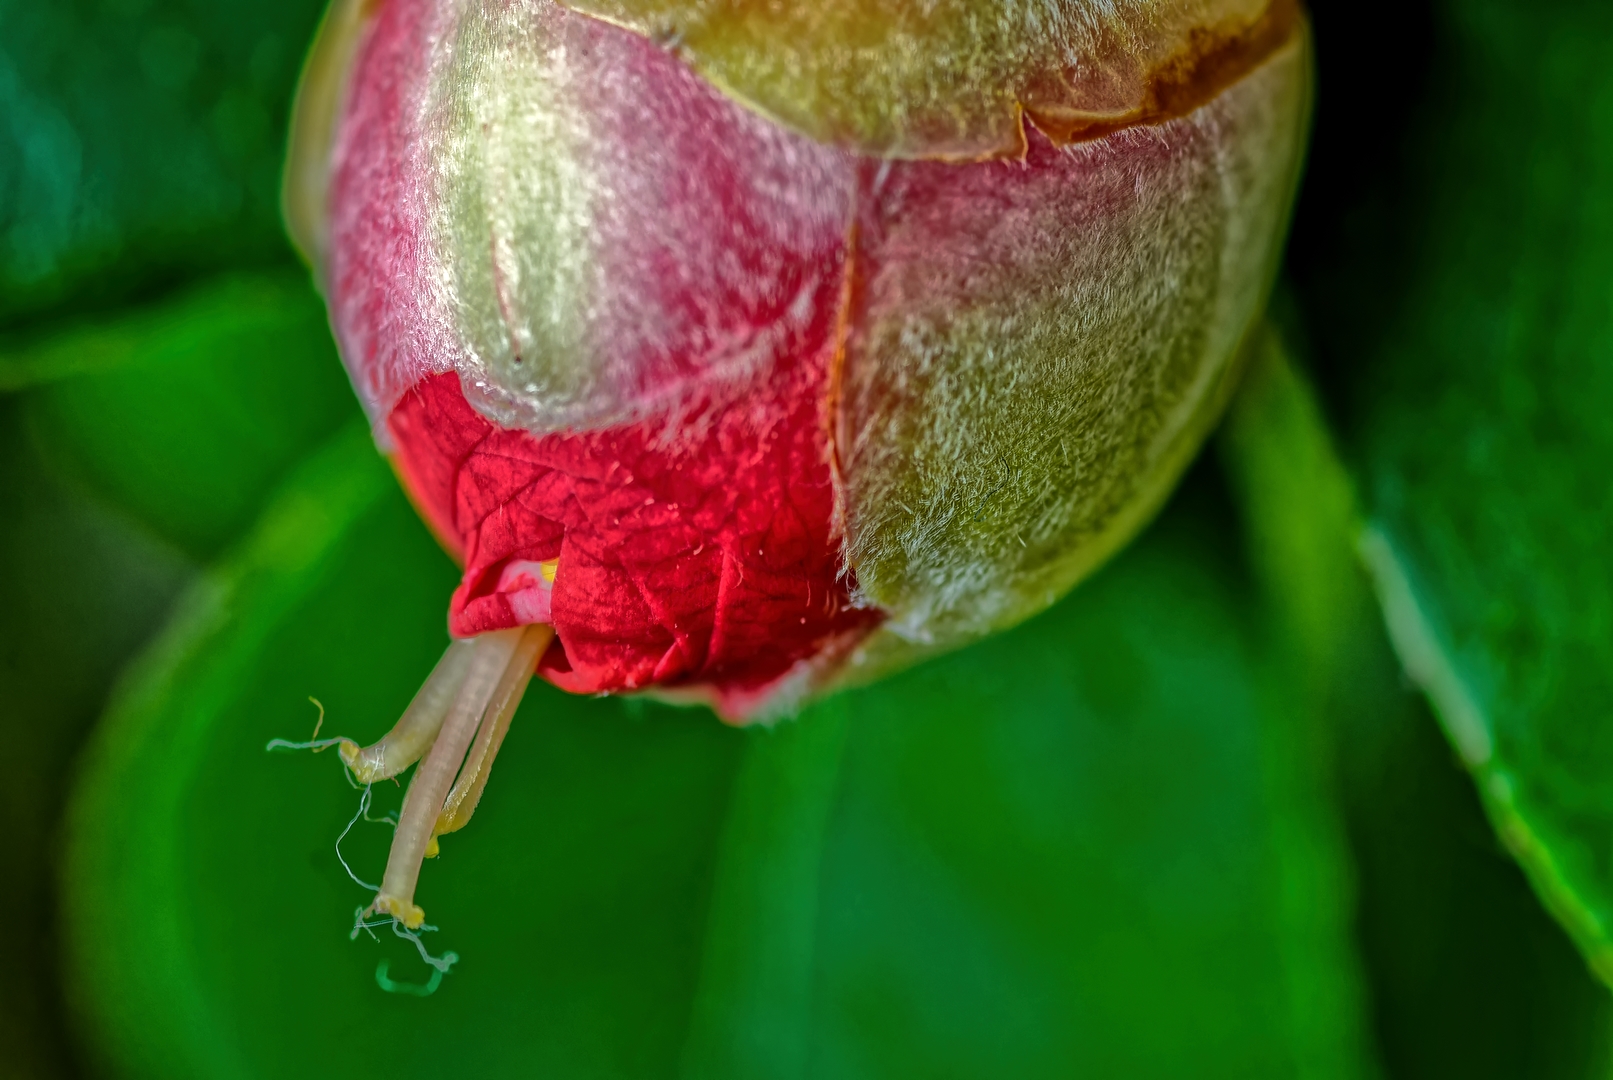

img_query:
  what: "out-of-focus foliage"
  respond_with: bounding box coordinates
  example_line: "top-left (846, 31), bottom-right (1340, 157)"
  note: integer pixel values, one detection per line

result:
top-left (0, 0), bottom-right (326, 325)
top-left (0, 398), bottom-right (194, 1080)
top-left (1221, 322), bottom-right (1613, 1079)
top-left (5, 0), bottom-right (1613, 1076)
top-left (63, 423), bottom-right (1375, 1079)
top-left (17, 273), bottom-right (354, 556)
top-left (0, 271), bottom-right (349, 1078)
top-left (1294, 0), bottom-right (1613, 983)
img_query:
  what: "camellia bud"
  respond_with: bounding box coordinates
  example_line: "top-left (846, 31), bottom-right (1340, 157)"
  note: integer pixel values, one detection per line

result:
top-left (283, 0), bottom-right (1310, 933)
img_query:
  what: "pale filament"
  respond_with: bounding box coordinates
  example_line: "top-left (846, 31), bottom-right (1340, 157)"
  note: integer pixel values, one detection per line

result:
top-left (432, 623), bottom-right (554, 849)
top-left (339, 638), bottom-right (477, 783)
top-left (366, 624), bottom-right (549, 929)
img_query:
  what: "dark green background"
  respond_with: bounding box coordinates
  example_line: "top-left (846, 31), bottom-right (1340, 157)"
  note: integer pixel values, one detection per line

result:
top-left (4, 0), bottom-right (1612, 1076)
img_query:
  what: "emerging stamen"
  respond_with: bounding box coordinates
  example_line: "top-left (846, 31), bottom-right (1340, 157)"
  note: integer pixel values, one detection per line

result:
top-left (432, 623), bottom-right (554, 848)
top-left (339, 638), bottom-right (476, 783)
top-left (366, 624), bottom-right (546, 928)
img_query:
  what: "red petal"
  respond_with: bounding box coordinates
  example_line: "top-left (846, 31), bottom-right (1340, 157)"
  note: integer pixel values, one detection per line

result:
top-left (387, 339), bottom-right (881, 719)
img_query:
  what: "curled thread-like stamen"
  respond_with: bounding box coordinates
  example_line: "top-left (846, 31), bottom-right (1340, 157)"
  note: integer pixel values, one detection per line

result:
top-left (336, 784), bottom-right (382, 892)
top-left (266, 701), bottom-right (380, 886)
top-left (375, 959), bottom-right (445, 996)
top-left (265, 697), bottom-right (344, 754)
top-left (351, 906), bottom-right (458, 995)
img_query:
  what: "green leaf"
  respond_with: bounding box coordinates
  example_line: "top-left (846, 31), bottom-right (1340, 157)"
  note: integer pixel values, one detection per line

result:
top-left (0, 397), bottom-right (193, 1080)
top-left (1219, 316), bottom-right (1613, 1077)
top-left (680, 698), bottom-right (851, 1079)
top-left (2, 269), bottom-right (354, 1075)
top-left (0, 0), bottom-right (328, 326)
top-left (1293, 0), bottom-right (1613, 983)
top-left (20, 271), bottom-right (358, 556)
top-left (792, 493), bottom-right (1376, 1079)
top-left (62, 422), bottom-right (751, 1080)
top-left (63, 419), bottom-right (1376, 1078)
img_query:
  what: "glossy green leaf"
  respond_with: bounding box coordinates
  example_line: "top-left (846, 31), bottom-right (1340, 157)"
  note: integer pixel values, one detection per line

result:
top-left (1292, 0), bottom-right (1613, 983)
top-left (1219, 315), bottom-right (1613, 1078)
top-left (64, 417), bottom-right (1375, 1079)
top-left (21, 271), bottom-right (357, 556)
top-left (0, 0), bottom-right (326, 326)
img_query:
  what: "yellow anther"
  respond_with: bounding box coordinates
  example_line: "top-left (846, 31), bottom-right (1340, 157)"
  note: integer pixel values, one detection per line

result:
top-left (373, 893), bottom-right (426, 930)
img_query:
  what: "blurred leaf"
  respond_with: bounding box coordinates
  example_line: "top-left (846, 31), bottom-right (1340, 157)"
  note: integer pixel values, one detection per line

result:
top-left (0, 270), bottom-right (316, 391)
top-left (1344, 684), bottom-right (1613, 1080)
top-left (797, 479), bottom-right (1377, 1080)
top-left (62, 421), bottom-right (750, 1080)
top-left (680, 696), bottom-right (851, 1079)
top-left (63, 418), bottom-right (1375, 1078)
top-left (1219, 317), bottom-right (1366, 680)
top-left (0, 398), bottom-right (193, 1080)
top-left (1291, 0), bottom-right (1613, 984)
top-left (1217, 321), bottom-right (1382, 1071)
top-left (1220, 318), bottom-right (1613, 1078)
top-left (0, 0), bottom-right (328, 326)
top-left (22, 271), bottom-right (358, 557)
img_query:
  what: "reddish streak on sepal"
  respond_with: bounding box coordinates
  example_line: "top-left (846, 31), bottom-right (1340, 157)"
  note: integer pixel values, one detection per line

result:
top-left (387, 353), bottom-right (881, 719)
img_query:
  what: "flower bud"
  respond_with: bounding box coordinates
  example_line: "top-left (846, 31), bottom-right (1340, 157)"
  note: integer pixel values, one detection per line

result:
top-left (283, 0), bottom-right (1309, 930)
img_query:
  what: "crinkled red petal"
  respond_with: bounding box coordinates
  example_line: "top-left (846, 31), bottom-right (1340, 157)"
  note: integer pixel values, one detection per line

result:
top-left (387, 353), bottom-right (881, 717)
